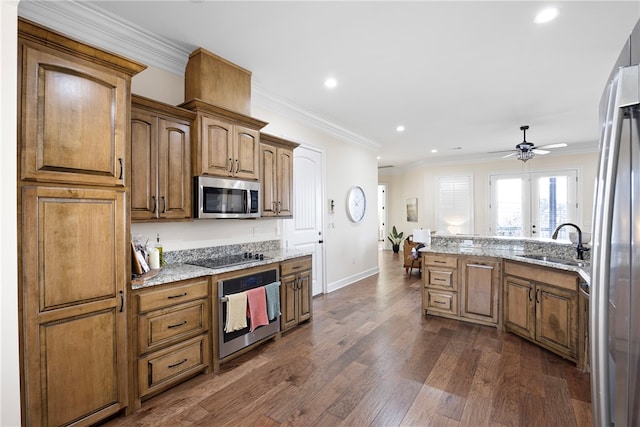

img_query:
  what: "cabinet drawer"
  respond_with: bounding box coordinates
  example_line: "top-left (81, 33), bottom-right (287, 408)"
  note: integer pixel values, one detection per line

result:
top-left (139, 299), bottom-right (208, 354)
top-left (138, 335), bottom-right (209, 397)
top-left (425, 290), bottom-right (458, 315)
top-left (281, 256), bottom-right (312, 276)
top-left (427, 268), bottom-right (456, 290)
top-left (137, 279), bottom-right (209, 313)
top-left (423, 255), bottom-right (457, 268)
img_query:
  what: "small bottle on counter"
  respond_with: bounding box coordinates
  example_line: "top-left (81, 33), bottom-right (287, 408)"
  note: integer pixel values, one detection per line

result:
top-left (155, 233), bottom-right (164, 267)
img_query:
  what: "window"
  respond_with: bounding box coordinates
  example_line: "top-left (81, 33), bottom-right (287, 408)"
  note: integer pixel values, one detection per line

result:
top-left (436, 175), bottom-right (473, 235)
top-left (489, 169), bottom-right (578, 238)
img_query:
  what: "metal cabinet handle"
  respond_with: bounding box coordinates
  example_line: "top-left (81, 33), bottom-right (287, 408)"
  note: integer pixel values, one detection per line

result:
top-left (152, 195), bottom-right (157, 214)
top-left (277, 201), bottom-right (281, 214)
top-left (119, 290), bottom-right (124, 312)
top-left (168, 358), bottom-right (187, 369)
top-left (229, 158), bottom-right (233, 173)
top-left (167, 320), bottom-right (187, 329)
top-left (161, 196), bottom-right (166, 214)
top-left (528, 287), bottom-right (533, 301)
top-left (168, 292), bottom-right (187, 299)
top-left (535, 288), bottom-right (540, 304)
top-left (273, 201), bottom-right (277, 213)
top-left (235, 159), bottom-right (239, 174)
top-left (118, 158), bottom-right (123, 180)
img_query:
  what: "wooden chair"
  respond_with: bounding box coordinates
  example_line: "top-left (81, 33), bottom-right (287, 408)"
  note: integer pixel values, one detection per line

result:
top-left (403, 235), bottom-right (421, 275)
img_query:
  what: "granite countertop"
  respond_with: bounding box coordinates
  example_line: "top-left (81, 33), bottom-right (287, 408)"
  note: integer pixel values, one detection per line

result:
top-left (419, 244), bottom-right (591, 285)
top-left (132, 248), bottom-right (312, 290)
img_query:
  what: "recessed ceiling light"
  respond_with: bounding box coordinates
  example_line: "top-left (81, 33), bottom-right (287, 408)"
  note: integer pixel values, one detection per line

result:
top-left (534, 7), bottom-right (559, 24)
top-left (324, 78), bottom-right (337, 89)
top-left (396, 125), bottom-right (405, 132)
top-left (431, 149), bottom-right (438, 153)
top-left (376, 156), bottom-right (381, 160)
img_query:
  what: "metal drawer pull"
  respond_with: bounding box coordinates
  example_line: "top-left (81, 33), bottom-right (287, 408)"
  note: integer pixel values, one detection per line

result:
top-left (168, 358), bottom-right (187, 369)
top-left (467, 264), bottom-right (492, 269)
top-left (292, 266), bottom-right (301, 270)
top-left (167, 320), bottom-right (187, 329)
top-left (118, 158), bottom-right (123, 179)
top-left (434, 300), bottom-right (447, 305)
top-left (434, 260), bottom-right (447, 264)
top-left (167, 292), bottom-right (187, 299)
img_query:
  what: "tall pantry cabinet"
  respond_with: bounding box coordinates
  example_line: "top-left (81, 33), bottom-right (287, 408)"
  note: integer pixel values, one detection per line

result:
top-left (17, 19), bottom-right (145, 426)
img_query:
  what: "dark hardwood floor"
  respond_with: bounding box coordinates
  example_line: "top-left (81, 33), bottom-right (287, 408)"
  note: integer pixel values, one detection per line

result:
top-left (107, 249), bottom-right (593, 426)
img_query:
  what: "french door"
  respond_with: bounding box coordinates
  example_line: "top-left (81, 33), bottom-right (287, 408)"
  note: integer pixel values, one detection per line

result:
top-left (489, 170), bottom-right (578, 238)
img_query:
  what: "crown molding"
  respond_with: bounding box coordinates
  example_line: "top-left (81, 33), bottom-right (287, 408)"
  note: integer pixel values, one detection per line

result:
top-left (252, 84), bottom-right (381, 152)
top-left (18, 0), bottom-right (381, 152)
top-left (18, 0), bottom-right (190, 75)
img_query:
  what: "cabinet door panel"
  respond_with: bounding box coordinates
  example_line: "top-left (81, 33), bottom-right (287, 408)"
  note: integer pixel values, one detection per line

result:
top-left (131, 110), bottom-right (157, 219)
top-left (461, 260), bottom-right (500, 324)
top-left (234, 126), bottom-right (259, 180)
top-left (503, 276), bottom-right (535, 339)
top-left (277, 147), bottom-right (294, 217)
top-left (260, 144), bottom-right (277, 216)
top-left (281, 274), bottom-right (297, 331)
top-left (21, 45), bottom-right (127, 186)
top-left (44, 309), bottom-right (122, 426)
top-left (24, 187), bottom-right (123, 311)
top-left (201, 116), bottom-right (233, 176)
top-left (536, 283), bottom-right (578, 358)
top-left (159, 118), bottom-right (191, 218)
top-left (298, 272), bottom-right (312, 323)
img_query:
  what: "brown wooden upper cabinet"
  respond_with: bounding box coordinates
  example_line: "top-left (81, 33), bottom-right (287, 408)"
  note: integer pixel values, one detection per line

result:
top-left (19, 22), bottom-right (139, 187)
top-left (259, 133), bottom-right (299, 218)
top-left (180, 99), bottom-right (267, 181)
top-left (131, 95), bottom-right (195, 221)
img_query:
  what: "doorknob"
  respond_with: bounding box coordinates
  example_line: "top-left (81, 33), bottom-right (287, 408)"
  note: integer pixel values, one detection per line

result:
top-left (319, 240), bottom-right (324, 244)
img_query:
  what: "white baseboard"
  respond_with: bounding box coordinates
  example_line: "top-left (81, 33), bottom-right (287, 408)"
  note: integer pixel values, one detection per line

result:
top-left (326, 266), bottom-right (379, 294)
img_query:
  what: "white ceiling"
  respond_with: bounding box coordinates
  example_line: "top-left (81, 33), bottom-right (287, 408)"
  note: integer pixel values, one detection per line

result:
top-left (21, 1), bottom-right (640, 169)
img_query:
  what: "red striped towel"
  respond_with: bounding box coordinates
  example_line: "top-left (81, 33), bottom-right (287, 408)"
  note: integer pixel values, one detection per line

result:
top-left (246, 286), bottom-right (269, 332)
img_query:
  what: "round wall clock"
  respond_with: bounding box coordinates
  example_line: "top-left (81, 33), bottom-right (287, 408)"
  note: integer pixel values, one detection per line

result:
top-left (347, 186), bottom-right (366, 223)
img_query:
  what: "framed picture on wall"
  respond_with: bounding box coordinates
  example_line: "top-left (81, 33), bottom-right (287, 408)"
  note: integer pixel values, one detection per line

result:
top-left (406, 198), bottom-right (418, 222)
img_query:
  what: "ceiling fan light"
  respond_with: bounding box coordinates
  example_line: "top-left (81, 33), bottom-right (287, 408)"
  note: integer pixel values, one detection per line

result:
top-left (517, 150), bottom-right (535, 162)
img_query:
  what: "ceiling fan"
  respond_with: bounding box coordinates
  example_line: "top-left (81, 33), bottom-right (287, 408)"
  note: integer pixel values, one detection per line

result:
top-left (495, 125), bottom-right (568, 162)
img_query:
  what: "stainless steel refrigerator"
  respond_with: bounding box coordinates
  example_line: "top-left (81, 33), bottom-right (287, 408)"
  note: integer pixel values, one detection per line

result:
top-left (591, 18), bottom-right (640, 426)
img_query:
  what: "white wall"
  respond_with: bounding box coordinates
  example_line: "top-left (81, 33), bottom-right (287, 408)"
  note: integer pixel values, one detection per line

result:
top-left (2, 2), bottom-right (21, 425)
top-left (381, 151), bottom-right (599, 241)
top-left (253, 104), bottom-right (380, 290)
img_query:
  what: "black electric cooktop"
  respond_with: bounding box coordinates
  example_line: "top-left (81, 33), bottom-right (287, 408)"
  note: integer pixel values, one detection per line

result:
top-left (187, 252), bottom-right (269, 269)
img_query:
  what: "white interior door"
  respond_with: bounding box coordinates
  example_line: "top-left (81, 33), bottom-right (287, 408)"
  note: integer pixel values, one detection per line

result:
top-left (285, 145), bottom-right (325, 295)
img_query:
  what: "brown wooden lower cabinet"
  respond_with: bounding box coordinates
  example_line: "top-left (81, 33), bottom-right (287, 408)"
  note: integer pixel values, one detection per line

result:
top-left (503, 260), bottom-right (582, 367)
top-left (131, 277), bottom-right (210, 409)
top-left (423, 254), bottom-right (501, 327)
top-left (280, 256), bottom-right (313, 332)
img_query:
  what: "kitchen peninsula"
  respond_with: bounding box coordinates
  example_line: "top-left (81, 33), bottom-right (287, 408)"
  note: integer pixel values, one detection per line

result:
top-left (419, 235), bottom-right (590, 370)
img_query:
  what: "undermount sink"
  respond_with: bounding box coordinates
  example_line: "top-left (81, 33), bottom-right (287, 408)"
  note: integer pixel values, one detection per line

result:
top-left (519, 254), bottom-right (589, 267)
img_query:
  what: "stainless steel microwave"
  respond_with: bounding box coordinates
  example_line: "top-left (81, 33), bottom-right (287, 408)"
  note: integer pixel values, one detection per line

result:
top-left (194, 176), bottom-right (260, 219)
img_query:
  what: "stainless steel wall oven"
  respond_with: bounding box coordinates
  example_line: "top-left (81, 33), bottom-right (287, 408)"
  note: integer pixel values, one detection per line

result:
top-left (218, 268), bottom-right (280, 359)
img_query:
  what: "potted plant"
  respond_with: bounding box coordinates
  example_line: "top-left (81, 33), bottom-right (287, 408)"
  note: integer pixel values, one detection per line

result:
top-left (387, 226), bottom-right (405, 253)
